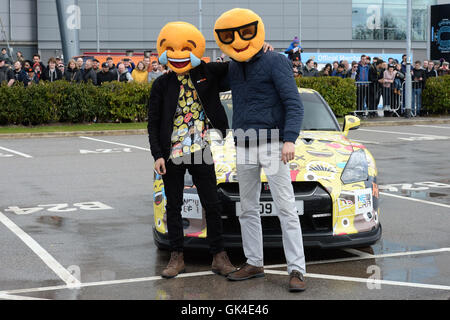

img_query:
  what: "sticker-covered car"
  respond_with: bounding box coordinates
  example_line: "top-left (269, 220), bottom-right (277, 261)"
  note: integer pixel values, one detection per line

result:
top-left (153, 88), bottom-right (381, 249)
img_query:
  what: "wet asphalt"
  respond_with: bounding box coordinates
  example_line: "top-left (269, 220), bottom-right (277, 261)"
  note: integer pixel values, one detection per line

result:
top-left (0, 124), bottom-right (449, 300)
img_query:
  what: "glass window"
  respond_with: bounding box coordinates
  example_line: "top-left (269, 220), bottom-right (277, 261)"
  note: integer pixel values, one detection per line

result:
top-left (352, 0), bottom-right (436, 41)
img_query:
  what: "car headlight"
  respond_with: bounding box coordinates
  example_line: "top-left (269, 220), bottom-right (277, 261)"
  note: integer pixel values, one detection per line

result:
top-left (341, 149), bottom-right (368, 184)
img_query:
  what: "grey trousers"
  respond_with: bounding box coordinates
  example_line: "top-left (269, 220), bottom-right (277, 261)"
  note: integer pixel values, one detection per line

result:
top-left (236, 142), bottom-right (306, 274)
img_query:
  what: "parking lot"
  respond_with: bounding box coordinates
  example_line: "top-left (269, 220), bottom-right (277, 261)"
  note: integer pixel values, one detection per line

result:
top-left (0, 123), bottom-right (449, 300)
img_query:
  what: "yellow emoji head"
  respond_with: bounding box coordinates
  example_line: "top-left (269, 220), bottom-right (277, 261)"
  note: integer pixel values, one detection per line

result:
top-left (157, 22), bottom-right (206, 74)
top-left (214, 8), bottom-right (265, 62)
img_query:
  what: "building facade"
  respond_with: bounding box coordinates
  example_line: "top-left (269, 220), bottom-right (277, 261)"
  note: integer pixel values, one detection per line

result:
top-left (1, 0), bottom-right (449, 63)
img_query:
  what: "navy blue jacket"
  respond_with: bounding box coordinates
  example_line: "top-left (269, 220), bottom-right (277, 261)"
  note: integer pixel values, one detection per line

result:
top-left (228, 49), bottom-right (304, 143)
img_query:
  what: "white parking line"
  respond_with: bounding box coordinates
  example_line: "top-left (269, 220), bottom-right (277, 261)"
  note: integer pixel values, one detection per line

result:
top-left (264, 270), bottom-right (450, 291)
top-left (0, 211), bottom-right (81, 287)
top-left (0, 146), bottom-right (33, 158)
top-left (414, 125), bottom-right (450, 129)
top-left (358, 128), bottom-right (449, 138)
top-left (79, 136), bottom-right (150, 151)
top-left (0, 293), bottom-right (49, 300)
top-left (380, 191), bottom-right (450, 209)
top-left (1, 247), bottom-right (448, 296)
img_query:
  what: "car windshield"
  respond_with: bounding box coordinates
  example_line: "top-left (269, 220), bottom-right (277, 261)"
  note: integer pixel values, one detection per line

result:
top-left (220, 91), bottom-right (340, 131)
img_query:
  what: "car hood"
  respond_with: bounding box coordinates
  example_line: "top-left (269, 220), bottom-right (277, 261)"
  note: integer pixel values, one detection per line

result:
top-left (210, 131), bottom-right (368, 188)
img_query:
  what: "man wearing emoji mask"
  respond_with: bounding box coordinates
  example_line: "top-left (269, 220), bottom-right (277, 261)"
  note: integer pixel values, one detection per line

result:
top-left (147, 21), bottom-right (238, 279)
top-left (214, 8), bottom-right (307, 292)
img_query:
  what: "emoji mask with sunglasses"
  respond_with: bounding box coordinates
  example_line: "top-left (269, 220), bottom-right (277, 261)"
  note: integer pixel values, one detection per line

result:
top-left (214, 8), bottom-right (265, 62)
top-left (157, 21), bottom-right (206, 74)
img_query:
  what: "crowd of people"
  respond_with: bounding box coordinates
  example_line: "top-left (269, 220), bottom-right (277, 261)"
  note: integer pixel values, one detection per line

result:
top-left (1, 45), bottom-right (449, 117)
top-left (286, 39), bottom-right (449, 117)
top-left (0, 48), bottom-right (168, 88)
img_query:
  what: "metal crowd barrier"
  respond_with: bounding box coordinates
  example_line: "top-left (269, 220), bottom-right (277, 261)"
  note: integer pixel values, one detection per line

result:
top-left (354, 80), bottom-right (424, 118)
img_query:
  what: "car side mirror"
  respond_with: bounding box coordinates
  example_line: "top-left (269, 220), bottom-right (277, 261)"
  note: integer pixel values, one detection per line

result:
top-left (342, 115), bottom-right (360, 136)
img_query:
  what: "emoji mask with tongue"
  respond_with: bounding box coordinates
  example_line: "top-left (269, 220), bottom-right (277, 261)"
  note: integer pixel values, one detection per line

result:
top-left (157, 22), bottom-right (206, 74)
top-left (214, 8), bottom-right (265, 62)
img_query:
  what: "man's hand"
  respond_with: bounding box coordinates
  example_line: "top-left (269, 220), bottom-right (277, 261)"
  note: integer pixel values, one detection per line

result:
top-left (155, 158), bottom-right (166, 175)
top-left (263, 42), bottom-right (274, 52)
top-left (281, 142), bottom-right (295, 164)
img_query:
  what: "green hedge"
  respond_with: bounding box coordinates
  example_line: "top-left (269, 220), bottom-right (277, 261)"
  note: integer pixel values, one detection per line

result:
top-left (1, 75), bottom-right (448, 126)
top-left (296, 77), bottom-right (357, 117)
top-left (422, 75), bottom-right (450, 114)
top-left (0, 81), bottom-right (152, 126)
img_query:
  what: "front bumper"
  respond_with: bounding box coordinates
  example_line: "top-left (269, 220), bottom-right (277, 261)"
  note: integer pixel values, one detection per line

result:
top-left (153, 224), bottom-right (382, 250)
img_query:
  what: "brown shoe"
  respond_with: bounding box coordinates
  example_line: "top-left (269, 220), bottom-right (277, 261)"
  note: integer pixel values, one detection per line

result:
top-left (289, 270), bottom-right (306, 292)
top-left (226, 263), bottom-right (264, 281)
top-left (212, 251), bottom-right (237, 276)
top-left (161, 251), bottom-right (185, 279)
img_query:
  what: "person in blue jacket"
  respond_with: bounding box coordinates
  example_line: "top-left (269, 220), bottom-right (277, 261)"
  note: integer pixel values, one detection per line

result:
top-left (284, 36), bottom-right (303, 62)
top-left (214, 8), bottom-right (307, 293)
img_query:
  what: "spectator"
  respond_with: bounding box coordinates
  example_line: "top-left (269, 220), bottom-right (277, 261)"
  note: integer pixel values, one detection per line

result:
top-left (97, 62), bottom-right (115, 85)
top-left (122, 58), bottom-right (135, 73)
top-left (143, 56), bottom-right (151, 71)
top-left (1, 48), bottom-right (13, 65)
top-left (106, 56), bottom-right (118, 78)
top-left (342, 60), bottom-right (350, 72)
top-left (347, 61), bottom-right (358, 79)
top-left (319, 63), bottom-right (332, 76)
top-left (76, 57), bottom-right (84, 70)
top-left (42, 57), bottom-right (63, 82)
top-left (33, 63), bottom-right (42, 80)
top-left (292, 59), bottom-right (302, 77)
top-left (64, 59), bottom-right (82, 82)
top-left (57, 62), bottom-right (65, 75)
top-left (32, 54), bottom-right (46, 74)
top-left (433, 60), bottom-right (440, 74)
top-left (372, 59), bottom-right (385, 114)
top-left (422, 60), bottom-right (428, 70)
top-left (117, 62), bottom-right (133, 82)
top-left (331, 61), bottom-right (339, 75)
top-left (393, 63), bottom-right (405, 95)
top-left (388, 57), bottom-right (394, 65)
top-left (16, 51), bottom-right (25, 63)
top-left (382, 64), bottom-right (396, 111)
top-left (411, 60), bottom-right (426, 115)
top-left (284, 36), bottom-right (302, 62)
top-left (0, 57), bottom-right (15, 86)
top-left (425, 60), bottom-right (438, 79)
top-left (24, 67), bottom-right (39, 87)
top-left (23, 60), bottom-right (32, 70)
top-left (334, 63), bottom-right (347, 78)
top-left (148, 60), bottom-right (163, 82)
top-left (131, 61), bottom-right (148, 83)
top-left (438, 61), bottom-right (449, 76)
top-left (302, 59), bottom-right (319, 77)
top-left (92, 59), bottom-right (101, 73)
top-left (82, 59), bottom-right (97, 85)
top-left (356, 55), bottom-right (369, 82)
top-left (13, 61), bottom-right (27, 83)
top-left (401, 54), bottom-right (407, 74)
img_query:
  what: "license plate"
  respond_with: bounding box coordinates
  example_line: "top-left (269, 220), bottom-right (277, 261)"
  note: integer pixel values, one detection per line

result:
top-left (235, 201), bottom-right (304, 217)
top-left (181, 192), bottom-right (203, 219)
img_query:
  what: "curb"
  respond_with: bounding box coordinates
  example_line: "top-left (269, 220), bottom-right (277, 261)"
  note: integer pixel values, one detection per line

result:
top-left (1, 118), bottom-right (450, 139)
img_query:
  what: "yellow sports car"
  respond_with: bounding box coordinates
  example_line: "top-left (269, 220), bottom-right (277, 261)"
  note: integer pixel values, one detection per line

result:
top-left (153, 88), bottom-right (381, 249)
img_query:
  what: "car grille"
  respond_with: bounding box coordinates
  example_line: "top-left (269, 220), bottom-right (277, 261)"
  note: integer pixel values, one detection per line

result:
top-left (217, 182), bottom-right (332, 235)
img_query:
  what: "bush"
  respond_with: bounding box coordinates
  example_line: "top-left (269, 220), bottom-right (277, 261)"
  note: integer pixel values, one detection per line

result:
top-left (296, 76), bottom-right (356, 116)
top-left (0, 80), bottom-right (152, 125)
top-left (422, 75), bottom-right (450, 114)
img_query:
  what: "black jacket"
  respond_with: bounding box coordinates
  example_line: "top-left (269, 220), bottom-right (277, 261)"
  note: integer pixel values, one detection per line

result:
top-left (64, 68), bottom-right (82, 82)
top-left (147, 61), bottom-right (230, 160)
top-left (97, 70), bottom-right (115, 85)
top-left (42, 68), bottom-right (63, 82)
top-left (82, 68), bottom-right (97, 85)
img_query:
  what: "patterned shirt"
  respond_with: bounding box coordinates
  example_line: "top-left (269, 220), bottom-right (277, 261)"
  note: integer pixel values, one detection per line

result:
top-left (170, 74), bottom-right (210, 159)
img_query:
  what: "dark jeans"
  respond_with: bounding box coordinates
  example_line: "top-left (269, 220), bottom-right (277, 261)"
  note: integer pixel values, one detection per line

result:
top-left (161, 148), bottom-right (224, 255)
